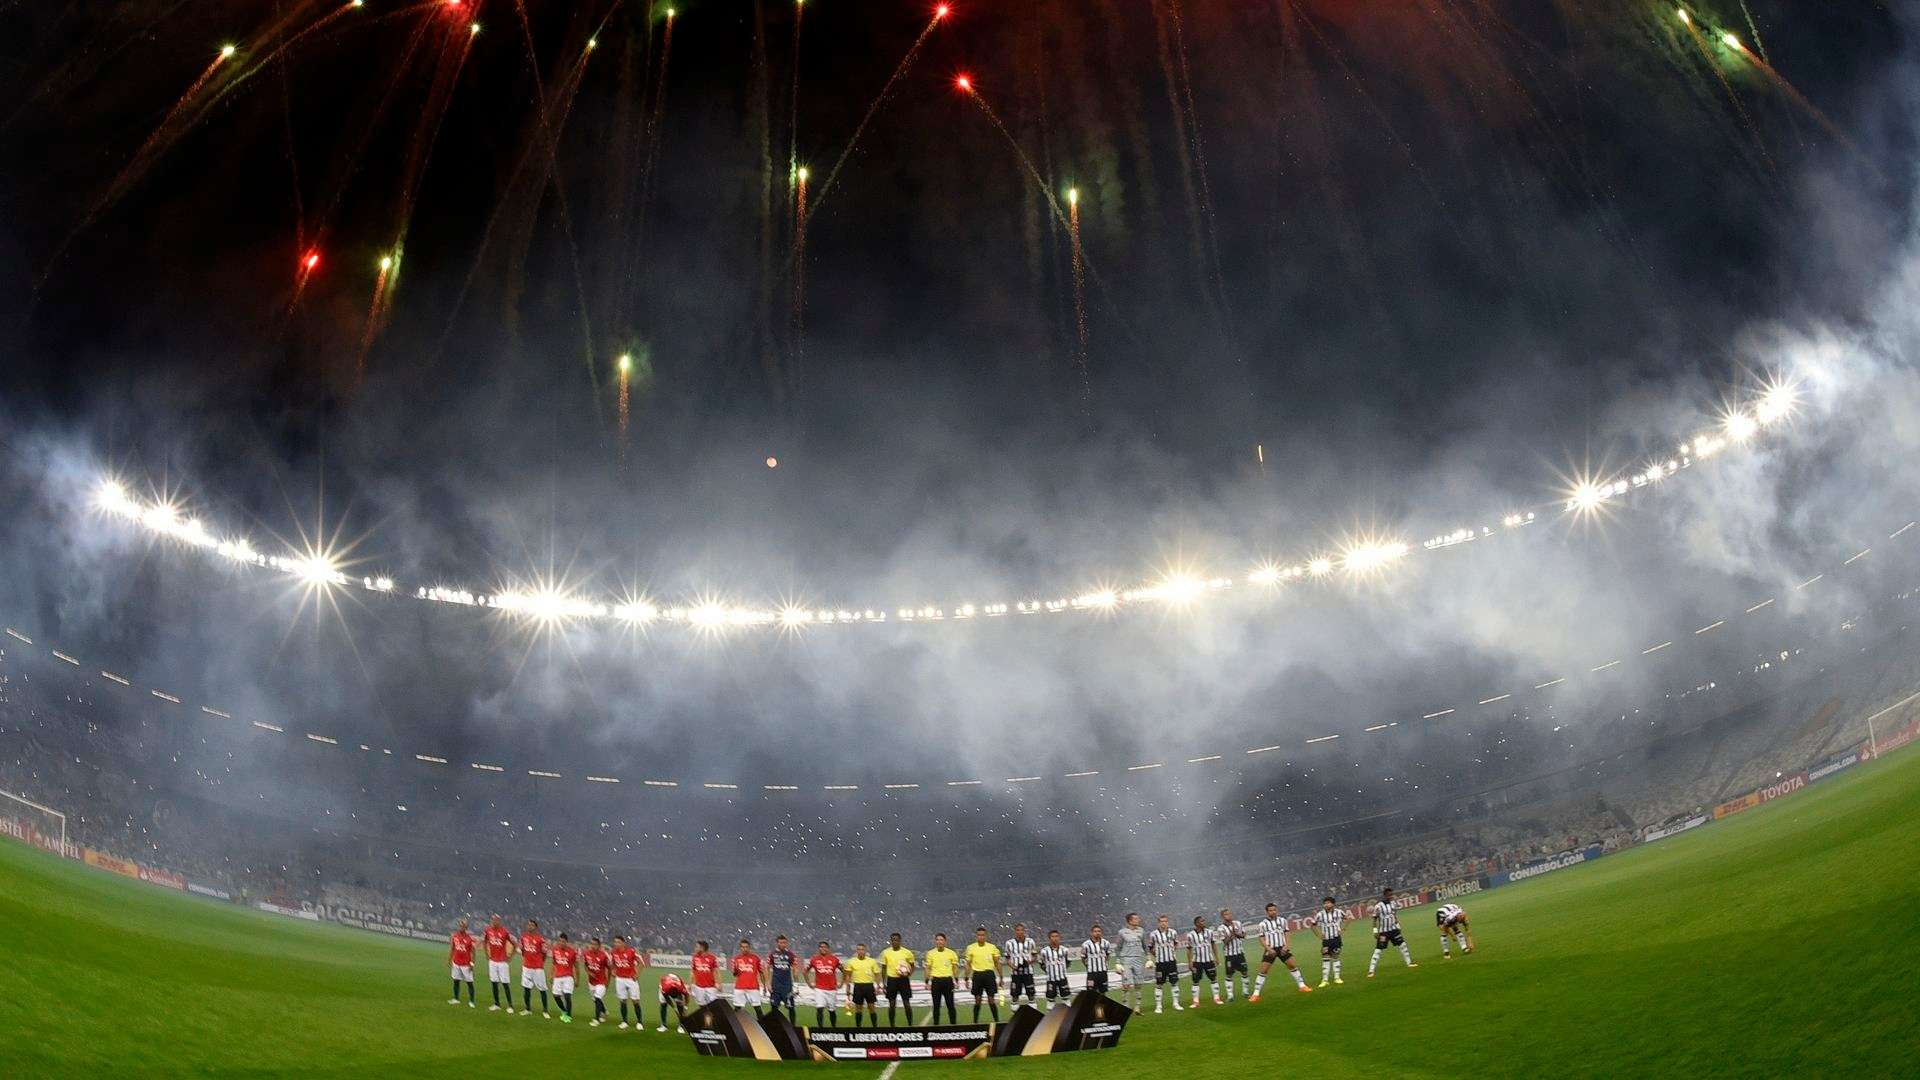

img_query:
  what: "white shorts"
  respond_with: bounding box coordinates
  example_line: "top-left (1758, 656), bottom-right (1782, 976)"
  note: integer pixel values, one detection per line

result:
top-left (615, 977), bottom-right (640, 1001)
top-left (692, 986), bottom-right (720, 1007)
top-left (808, 987), bottom-right (841, 1009)
top-left (553, 976), bottom-right (575, 995)
top-left (591, 983), bottom-right (606, 1000)
top-left (521, 967), bottom-right (548, 990)
top-left (451, 964), bottom-right (474, 982)
top-left (488, 960), bottom-right (510, 982)
top-left (732, 988), bottom-right (766, 1008)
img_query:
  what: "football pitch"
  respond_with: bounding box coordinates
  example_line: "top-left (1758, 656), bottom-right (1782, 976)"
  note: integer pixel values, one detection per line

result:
top-left (5, 749), bottom-right (1920, 1077)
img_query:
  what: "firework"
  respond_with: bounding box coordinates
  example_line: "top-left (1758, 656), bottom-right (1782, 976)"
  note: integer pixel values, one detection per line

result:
top-left (812, 5), bottom-right (953, 217)
top-left (616, 353), bottom-right (633, 451)
top-left (791, 164), bottom-right (810, 385)
top-left (1066, 186), bottom-right (1090, 421)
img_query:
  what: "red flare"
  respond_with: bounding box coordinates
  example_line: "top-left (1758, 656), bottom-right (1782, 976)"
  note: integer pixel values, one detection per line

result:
top-left (954, 74), bottom-right (972, 93)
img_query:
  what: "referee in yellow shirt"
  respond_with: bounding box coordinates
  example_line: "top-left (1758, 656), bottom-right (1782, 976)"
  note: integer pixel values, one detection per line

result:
top-left (841, 943), bottom-right (882, 1028)
top-left (879, 933), bottom-right (917, 1027)
top-left (924, 933), bottom-right (961, 1025)
top-left (964, 927), bottom-right (1003, 1023)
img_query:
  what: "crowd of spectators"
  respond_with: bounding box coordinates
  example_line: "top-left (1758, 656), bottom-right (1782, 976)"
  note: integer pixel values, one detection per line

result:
top-left (4, 622), bottom-right (1915, 949)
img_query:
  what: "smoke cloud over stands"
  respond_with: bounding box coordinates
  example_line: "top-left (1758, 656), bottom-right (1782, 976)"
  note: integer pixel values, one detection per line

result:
top-left (0, 1), bottom-right (1917, 868)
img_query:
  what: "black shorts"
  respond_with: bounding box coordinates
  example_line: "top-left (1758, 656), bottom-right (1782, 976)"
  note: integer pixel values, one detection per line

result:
top-left (1321, 936), bottom-right (1342, 958)
top-left (1376, 929), bottom-right (1405, 949)
top-left (1263, 945), bottom-right (1293, 964)
top-left (769, 981), bottom-right (794, 1006)
top-left (1154, 960), bottom-right (1180, 985)
top-left (1045, 977), bottom-right (1070, 1000)
top-left (1191, 960), bottom-right (1217, 980)
top-left (969, 971), bottom-right (998, 997)
top-left (1225, 954), bottom-right (1248, 976)
top-left (1009, 969), bottom-right (1034, 997)
top-left (928, 976), bottom-right (955, 1004)
top-left (850, 984), bottom-right (877, 1005)
top-left (1087, 971), bottom-right (1108, 993)
top-left (884, 976), bottom-right (912, 1002)
top-left (1446, 917), bottom-right (1469, 931)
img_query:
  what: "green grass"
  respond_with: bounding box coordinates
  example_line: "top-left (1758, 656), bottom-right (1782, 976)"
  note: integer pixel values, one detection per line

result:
top-left (5, 748), bottom-right (1920, 1077)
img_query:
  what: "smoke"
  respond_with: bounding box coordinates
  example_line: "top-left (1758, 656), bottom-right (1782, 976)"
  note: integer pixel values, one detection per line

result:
top-left (0, 1), bottom-right (1916, 868)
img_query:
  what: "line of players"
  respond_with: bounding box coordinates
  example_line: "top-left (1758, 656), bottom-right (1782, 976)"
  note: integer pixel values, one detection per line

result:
top-left (441, 891), bottom-right (1478, 1030)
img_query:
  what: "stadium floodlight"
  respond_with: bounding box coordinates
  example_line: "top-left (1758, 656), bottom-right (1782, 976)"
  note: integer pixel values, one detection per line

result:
top-left (779, 606), bottom-right (812, 628)
top-left (1342, 540), bottom-right (1409, 574)
top-left (690, 603), bottom-right (729, 628)
top-left (1565, 481), bottom-right (1607, 514)
top-left (613, 600), bottom-right (658, 625)
top-left (1247, 564), bottom-right (1281, 586)
top-left (1723, 410), bottom-right (1758, 442)
top-left (1756, 378), bottom-right (1799, 424)
top-left (289, 553), bottom-right (343, 587)
top-left (94, 479), bottom-right (138, 516)
top-left (1154, 574), bottom-right (1205, 603)
top-left (1307, 557), bottom-right (1334, 576)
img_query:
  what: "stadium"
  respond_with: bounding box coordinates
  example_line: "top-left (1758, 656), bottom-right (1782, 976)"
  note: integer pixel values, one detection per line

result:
top-left (4, 1), bottom-right (1920, 1075)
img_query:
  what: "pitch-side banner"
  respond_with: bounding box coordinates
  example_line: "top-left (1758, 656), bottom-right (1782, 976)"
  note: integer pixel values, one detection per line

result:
top-left (683, 993), bottom-right (1132, 1061)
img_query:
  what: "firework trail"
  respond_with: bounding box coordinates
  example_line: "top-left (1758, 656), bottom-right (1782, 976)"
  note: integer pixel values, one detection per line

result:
top-left (1676, 9), bottom-right (1775, 176)
top-left (616, 353), bottom-right (633, 454)
top-left (790, 166), bottom-right (810, 388)
top-left (0, 0), bottom-right (196, 137)
top-left (1161, 0), bottom-right (1230, 329)
top-left (1737, 0), bottom-right (1770, 63)
top-left (811, 4), bottom-right (950, 218)
top-left (788, 0), bottom-right (805, 191)
top-left (637, 6), bottom-right (677, 238)
top-left (360, 252), bottom-right (400, 376)
top-left (383, 15), bottom-right (478, 299)
top-left (1719, 31), bottom-right (1866, 165)
top-left (35, 45), bottom-right (235, 287)
top-left (958, 79), bottom-right (1146, 386)
top-left (1067, 187), bottom-right (1091, 424)
top-left (753, 1), bottom-right (781, 403)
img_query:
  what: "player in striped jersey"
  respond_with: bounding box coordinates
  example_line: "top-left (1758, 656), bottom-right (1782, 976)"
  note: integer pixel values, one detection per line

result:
top-left (1248, 902), bottom-right (1312, 1000)
top-left (1146, 915), bottom-right (1185, 1014)
top-left (1367, 887), bottom-right (1419, 978)
top-left (1436, 903), bottom-right (1475, 956)
top-left (1185, 916), bottom-right (1224, 1007)
top-left (1005, 924), bottom-right (1038, 1003)
top-left (1081, 924), bottom-right (1113, 996)
top-left (1215, 909), bottom-right (1251, 1002)
top-left (1312, 897), bottom-right (1345, 987)
top-left (1039, 931), bottom-right (1076, 1005)
top-left (1115, 913), bottom-right (1149, 1011)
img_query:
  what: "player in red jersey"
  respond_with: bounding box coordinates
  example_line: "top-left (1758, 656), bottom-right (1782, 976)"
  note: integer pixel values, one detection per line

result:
top-left (483, 914), bottom-right (517, 1012)
top-left (551, 933), bottom-right (580, 1024)
top-left (657, 972), bottom-right (690, 1033)
top-left (519, 919), bottom-right (550, 1018)
top-left (807, 940), bottom-right (843, 1028)
top-left (689, 940), bottom-right (721, 1008)
top-left (448, 919), bottom-right (478, 1008)
top-left (731, 938), bottom-right (767, 1009)
top-left (609, 934), bottom-right (644, 1029)
top-left (582, 936), bottom-right (611, 1027)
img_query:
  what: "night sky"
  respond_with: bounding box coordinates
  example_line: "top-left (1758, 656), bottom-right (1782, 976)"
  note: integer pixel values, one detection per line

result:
top-left (1, 1), bottom-right (1917, 797)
